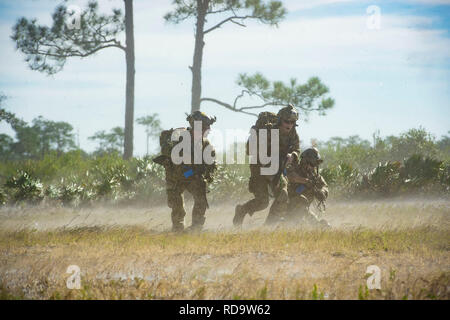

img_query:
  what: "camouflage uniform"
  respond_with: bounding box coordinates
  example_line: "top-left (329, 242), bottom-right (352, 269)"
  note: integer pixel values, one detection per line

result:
top-left (233, 105), bottom-right (301, 226)
top-left (156, 112), bottom-right (217, 232)
top-left (286, 148), bottom-right (330, 227)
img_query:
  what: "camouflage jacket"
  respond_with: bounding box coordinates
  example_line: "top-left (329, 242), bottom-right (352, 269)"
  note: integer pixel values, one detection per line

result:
top-left (161, 127), bottom-right (217, 183)
top-left (286, 159), bottom-right (328, 203)
top-left (246, 125), bottom-right (301, 173)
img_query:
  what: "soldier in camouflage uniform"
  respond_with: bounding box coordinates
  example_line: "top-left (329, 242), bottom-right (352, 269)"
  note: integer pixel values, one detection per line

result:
top-left (233, 105), bottom-right (301, 226)
top-left (286, 147), bottom-right (330, 228)
top-left (154, 111), bottom-right (217, 232)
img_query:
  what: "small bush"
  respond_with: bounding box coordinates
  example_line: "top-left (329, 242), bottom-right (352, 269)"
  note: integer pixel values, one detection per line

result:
top-left (4, 170), bottom-right (44, 204)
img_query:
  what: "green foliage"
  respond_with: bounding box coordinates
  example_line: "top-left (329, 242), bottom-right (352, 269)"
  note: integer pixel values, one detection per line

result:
top-left (311, 284), bottom-right (324, 300)
top-left (369, 161), bottom-right (402, 195)
top-left (0, 127), bottom-right (448, 206)
top-left (136, 114), bottom-right (163, 155)
top-left (358, 285), bottom-right (369, 300)
top-left (317, 128), bottom-right (446, 170)
top-left (209, 164), bottom-right (249, 199)
top-left (5, 171), bottom-right (44, 204)
top-left (89, 127), bottom-right (124, 156)
top-left (401, 155), bottom-right (443, 190)
top-left (11, 0), bottom-right (125, 74)
top-left (235, 73), bottom-right (334, 119)
top-left (165, 0), bottom-right (286, 26)
top-left (0, 188), bottom-right (7, 206)
top-left (0, 107), bottom-right (77, 161)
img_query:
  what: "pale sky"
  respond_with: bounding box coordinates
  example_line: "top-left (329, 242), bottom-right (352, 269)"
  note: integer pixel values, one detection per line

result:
top-left (0, 0), bottom-right (449, 155)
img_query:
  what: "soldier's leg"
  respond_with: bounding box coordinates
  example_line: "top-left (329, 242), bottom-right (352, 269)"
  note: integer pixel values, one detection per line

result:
top-left (166, 184), bottom-right (186, 232)
top-left (233, 176), bottom-right (270, 226)
top-left (186, 178), bottom-right (208, 231)
top-left (265, 177), bottom-right (289, 225)
top-left (286, 194), bottom-right (310, 223)
top-left (288, 195), bottom-right (329, 227)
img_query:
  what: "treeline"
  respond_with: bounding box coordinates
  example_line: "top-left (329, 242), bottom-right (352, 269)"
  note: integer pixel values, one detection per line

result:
top-left (0, 100), bottom-right (161, 160)
top-left (316, 128), bottom-right (450, 169)
top-left (1, 102), bottom-right (449, 205)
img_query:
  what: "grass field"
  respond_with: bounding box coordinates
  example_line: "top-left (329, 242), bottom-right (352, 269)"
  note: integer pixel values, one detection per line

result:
top-left (0, 200), bottom-right (449, 300)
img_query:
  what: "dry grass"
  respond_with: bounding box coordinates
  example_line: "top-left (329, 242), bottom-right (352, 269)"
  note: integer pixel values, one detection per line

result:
top-left (0, 200), bottom-right (449, 300)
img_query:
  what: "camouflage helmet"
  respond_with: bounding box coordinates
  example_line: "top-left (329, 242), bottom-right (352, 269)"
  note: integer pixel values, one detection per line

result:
top-left (186, 111), bottom-right (216, 128)
top-left (301, 147), bottom-right (323, 166)
top-left (277, 104), bottom-right (299, 123)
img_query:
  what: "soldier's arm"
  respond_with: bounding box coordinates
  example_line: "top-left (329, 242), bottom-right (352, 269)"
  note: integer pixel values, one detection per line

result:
top-left (286, 163), bottom-right (311, 185)
top-left (290, 129), bottom-right (301, 159)
top-left (203, 139), bottom-right (217, 181)
top-left (288, 171), bottom-right (311, 185)
top-left (314, 175), bottom-right (329, 200)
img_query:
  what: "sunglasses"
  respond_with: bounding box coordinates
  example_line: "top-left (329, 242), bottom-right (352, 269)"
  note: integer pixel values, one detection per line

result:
top-left (283, 119), bottom-right (296, 125)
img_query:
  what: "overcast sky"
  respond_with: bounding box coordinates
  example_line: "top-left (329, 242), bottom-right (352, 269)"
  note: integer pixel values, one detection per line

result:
top-left (0, 0), bottom-right (449, 155)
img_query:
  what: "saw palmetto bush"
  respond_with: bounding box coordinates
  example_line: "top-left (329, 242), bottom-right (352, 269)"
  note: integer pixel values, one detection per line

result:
top-left (0, 152), bottom-right (449, 207)
top-left (400, 155), bottom-right (443, 192)
top-left (126, 157), bottom-right (166, 204)
top-left (4, 170), bottom-right (44, 204)
top-left (367, 161), bottom-right (403, 196)
top-left (320, 163), bottom-right (361, 199)
top-left (209, 164), bottom-right (249, 202)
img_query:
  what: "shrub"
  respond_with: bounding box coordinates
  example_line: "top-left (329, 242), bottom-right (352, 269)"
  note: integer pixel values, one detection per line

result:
top-left (4, 170), bottom-right (44, 204)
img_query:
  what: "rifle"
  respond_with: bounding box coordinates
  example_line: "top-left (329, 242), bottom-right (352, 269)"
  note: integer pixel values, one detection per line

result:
top-left (309, 168), bottom-right (327, 212)
top-left (152, 154), bottom-right (171, 167)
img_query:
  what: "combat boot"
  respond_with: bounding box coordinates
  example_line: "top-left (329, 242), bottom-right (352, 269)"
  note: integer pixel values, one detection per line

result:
top-left (233, 204), bottom-right (246, 227)
top-left (318, 219), bottom-right (331, 229)
top-left (186, 224), bottom-right (203, 233)
top-left (171, 222), bottom-right (184, 233)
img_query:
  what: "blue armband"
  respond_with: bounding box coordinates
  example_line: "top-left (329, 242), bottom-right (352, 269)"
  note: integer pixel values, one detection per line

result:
top-left (183, 166), bottom-right (194, 178)
top-left (295, 185), bottom-right (306, 194)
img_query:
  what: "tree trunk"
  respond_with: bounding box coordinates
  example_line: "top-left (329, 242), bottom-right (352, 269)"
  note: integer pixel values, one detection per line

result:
top-left (191, 0), bottom-right (207, 113)
top-left (124, 0), bottom-right (135, 159)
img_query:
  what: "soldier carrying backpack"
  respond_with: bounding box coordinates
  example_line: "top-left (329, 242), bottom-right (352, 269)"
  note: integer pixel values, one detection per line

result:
top-left (153, 111), bottom-right (217, 232)
top-left (233, 104), bottom-right (301, 227)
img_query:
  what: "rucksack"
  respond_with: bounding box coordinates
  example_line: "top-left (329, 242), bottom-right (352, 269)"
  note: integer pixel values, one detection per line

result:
top-left (153, 127), bottom-right (187, 166)
top-left (254, 112), bottom-right (278, 130)
top-left (246, 112), bottom-right (278, 156)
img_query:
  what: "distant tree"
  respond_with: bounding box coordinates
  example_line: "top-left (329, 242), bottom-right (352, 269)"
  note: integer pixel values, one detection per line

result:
top-left (89, 127), bottom-right (124, 155)
top-left (201, 73), bottom-right (335, 118)
top-left (437, 132), bottom-right (450, 160)
top-left (0, 94), bottom-right (27, 129)
top-left (12, 0), bottom-right (136, 159)
top-left (317, 135), bottom-right (372, 169)
top-left (0, 134), bottom-right (14, 160)
top-left (1, 109), bottom-right (76, 159)
top-left (31, 116), bottom-right (76, 156)
top-left (315, 128), bottom-right (445, 170)
top-left (165, 0), bottom-right (287, 113)
top-left (388, 128), bottom-right (439, 161)
top-left (136, 114), bottom-right (162, 155)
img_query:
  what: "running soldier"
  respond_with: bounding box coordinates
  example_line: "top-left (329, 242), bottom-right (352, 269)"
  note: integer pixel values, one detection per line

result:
top-left (233, 104), bottom-right (301, 226)
top-left (153, 111), bottom-right (217, 232)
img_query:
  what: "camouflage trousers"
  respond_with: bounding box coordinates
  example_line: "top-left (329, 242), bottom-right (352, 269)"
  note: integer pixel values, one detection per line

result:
top-left (240, 165), bottom-right (289, 224)
top-left (166, 173), bottom-right (208, 231)
top-left (287, 193), bottom-right (323, 226)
